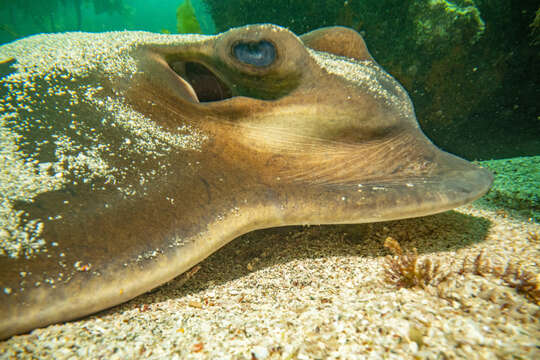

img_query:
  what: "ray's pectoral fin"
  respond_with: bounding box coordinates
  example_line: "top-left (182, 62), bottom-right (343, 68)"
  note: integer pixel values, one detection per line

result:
top-left (300, 26), bottom-right (374, 61)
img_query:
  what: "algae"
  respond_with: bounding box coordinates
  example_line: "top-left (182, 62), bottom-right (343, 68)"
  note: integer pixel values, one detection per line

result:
top-left (177, 0), bottom-right (202, 34)
top-left (530, 7), bottom-right (540, 45)
top-left (410, 0), bottom-right (485, 53)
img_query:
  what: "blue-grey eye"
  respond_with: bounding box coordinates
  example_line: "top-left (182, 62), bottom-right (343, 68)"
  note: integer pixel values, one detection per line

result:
top-left (233, 40), bottom-right (276, 67)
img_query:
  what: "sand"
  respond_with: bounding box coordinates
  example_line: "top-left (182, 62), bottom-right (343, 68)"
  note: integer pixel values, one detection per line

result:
top-left (0, 157), bottom-right (538, 359)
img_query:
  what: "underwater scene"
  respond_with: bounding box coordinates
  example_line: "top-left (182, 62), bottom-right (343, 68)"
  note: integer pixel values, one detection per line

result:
top-left (0, 0), bottom-right (538, 358)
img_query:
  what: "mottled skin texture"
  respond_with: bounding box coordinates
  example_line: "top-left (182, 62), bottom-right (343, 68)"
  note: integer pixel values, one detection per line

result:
top-left (0, 25), bottom-right (492, 339)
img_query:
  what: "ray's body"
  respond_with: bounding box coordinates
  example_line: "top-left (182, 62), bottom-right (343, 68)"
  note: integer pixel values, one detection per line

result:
top-left (0, 25), bottom-right (492, 339)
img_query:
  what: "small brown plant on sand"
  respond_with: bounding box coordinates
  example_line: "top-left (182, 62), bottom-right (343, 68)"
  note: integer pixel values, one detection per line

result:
top-left (383, 238), bottom-right (539, 304)
top-left (383, 237), bottom-right (450, 289)
top-left (463, 251), bottom-right (540, 304)
top-left (499, 263), bottom-right (540, 304)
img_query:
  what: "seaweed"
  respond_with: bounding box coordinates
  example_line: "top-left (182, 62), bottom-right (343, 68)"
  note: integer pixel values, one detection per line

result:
top-left (530, 7), bottom-right (540, 45)
top-left (383, 236), bottom-right (451, 289)
top-left (462, 251), bottom-right (540, 305)
top-left (383, 237), bottom-right (540, 305)
top-left (176, 0), bottom-right (202, 34)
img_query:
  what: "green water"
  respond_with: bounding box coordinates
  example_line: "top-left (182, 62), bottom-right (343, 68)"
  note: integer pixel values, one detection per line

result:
top-left (0, 0), bottom-right (215, 42)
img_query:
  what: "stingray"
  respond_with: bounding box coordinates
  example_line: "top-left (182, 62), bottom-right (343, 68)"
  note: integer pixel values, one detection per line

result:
top-left (0, 24), bottom-right (492, 339)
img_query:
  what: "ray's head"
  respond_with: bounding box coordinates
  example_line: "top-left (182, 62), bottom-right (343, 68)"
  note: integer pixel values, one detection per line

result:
top-left (128, 24), bottom-right (493, 225)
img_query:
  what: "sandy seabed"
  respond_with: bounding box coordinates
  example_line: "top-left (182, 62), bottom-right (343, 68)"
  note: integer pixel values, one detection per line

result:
top-left (0, 158), bottom-right (538, 359)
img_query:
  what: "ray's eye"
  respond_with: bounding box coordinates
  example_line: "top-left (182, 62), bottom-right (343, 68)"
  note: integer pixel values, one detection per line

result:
top-left (233, 40), bottom-right (276, 67)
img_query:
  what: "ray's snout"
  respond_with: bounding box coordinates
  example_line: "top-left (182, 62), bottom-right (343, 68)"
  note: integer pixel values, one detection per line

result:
top-left (425, 145), bottom-right (494, 204)
top-left (306, 131), bottom-right (495, 224)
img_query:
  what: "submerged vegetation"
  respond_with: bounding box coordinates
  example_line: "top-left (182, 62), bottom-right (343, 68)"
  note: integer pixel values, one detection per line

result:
top-left (383, 236), bottom-right (451, 289)
top-left (176, 0), bottom-right (202, 34)
top-left (383, 237), bottom-right (540, 305)
top-left (531, 7), bottom-right (540, 45)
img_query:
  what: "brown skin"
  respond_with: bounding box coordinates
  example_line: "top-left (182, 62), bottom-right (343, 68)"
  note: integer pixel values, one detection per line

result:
top-left (0, 25), bottom-right (492, 339)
